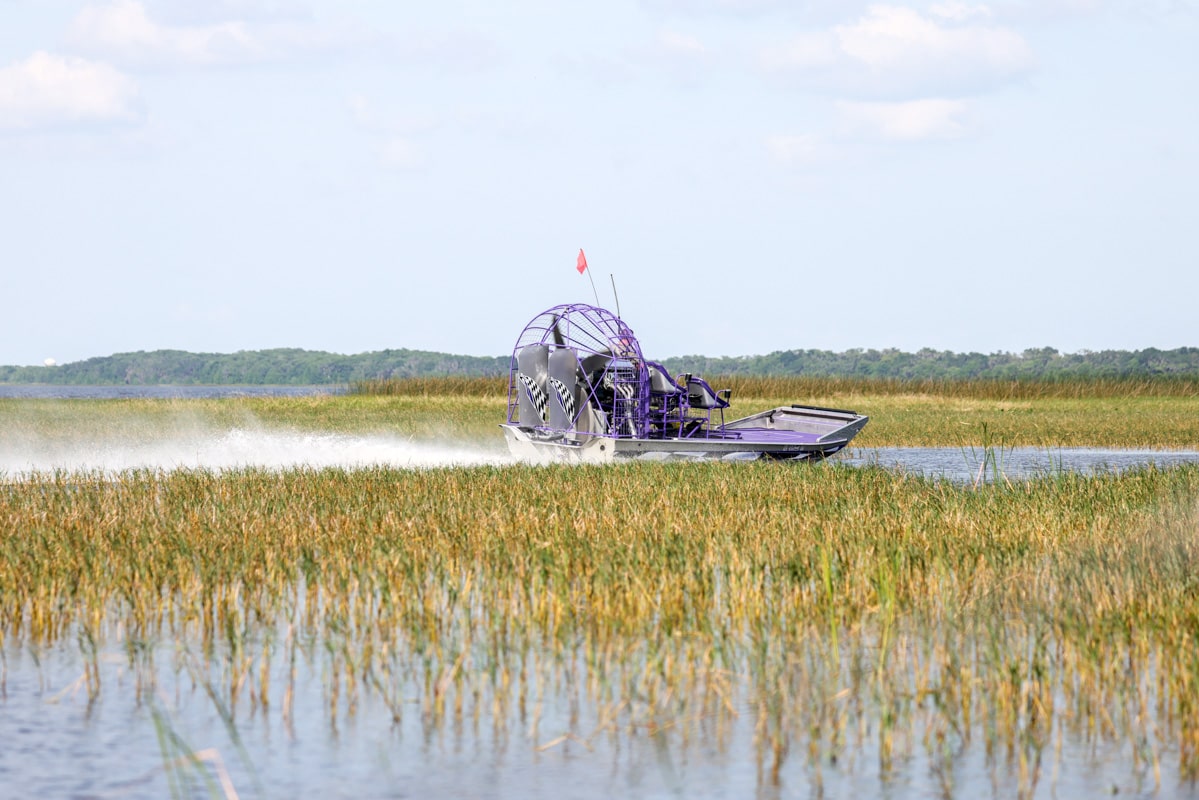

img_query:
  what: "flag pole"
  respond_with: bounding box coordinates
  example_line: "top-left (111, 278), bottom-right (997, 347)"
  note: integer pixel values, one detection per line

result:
top-left (586, 266), bottom-right (600, 307)
top-left (609, 273), bottom-right (621, 319)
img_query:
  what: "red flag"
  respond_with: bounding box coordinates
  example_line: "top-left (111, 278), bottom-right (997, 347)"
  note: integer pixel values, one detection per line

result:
top-left (576, 249), bottom-right (588, 275)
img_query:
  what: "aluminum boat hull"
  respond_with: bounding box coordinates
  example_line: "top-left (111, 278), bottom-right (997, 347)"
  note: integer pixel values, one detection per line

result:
top-left (502, 404), bottom-right (869, 463)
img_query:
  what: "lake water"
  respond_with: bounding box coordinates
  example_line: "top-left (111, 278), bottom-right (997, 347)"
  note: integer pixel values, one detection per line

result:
top-left (2, 630), bottom-right (1189, 799)
top-left (5, 432), bottom-right (1198, 478)
top-left (0, 384), bottom-right (346, 399)
top-left (839, 446), bottom-right (1199, 483)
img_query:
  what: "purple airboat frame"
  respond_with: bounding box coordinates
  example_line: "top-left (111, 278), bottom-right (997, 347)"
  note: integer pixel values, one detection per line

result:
top-left (501, 304), bottom-right (869, 462)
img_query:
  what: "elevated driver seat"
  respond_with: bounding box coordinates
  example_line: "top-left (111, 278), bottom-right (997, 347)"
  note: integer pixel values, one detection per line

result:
top-left (685, 376), bottom-right (731, 429)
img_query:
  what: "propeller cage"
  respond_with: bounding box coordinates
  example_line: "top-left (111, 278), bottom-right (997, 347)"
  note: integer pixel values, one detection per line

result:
top-left (507, 304), bottom-right (649, 439)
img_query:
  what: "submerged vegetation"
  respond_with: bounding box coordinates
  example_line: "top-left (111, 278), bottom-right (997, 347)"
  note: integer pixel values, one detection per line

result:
top-left (2, 462), bottom-right (1199, 795)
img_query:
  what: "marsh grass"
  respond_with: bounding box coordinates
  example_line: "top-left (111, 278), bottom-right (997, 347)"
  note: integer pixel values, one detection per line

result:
top-left (4, 386), bottom-right (1199, 793)
top-left (3, 461), bottom-right (1199, 793)
top-left (709, 375), bottom-right (1199, 401)
top-left (341, 377), bottom-right (1199, 449)
top-left (0, 395), bottom-right (503, 452)
top-left (148, 697), bottom-right (241, 800)
top-left (352, 374), bottom-right (1199, 400)
top-left (351, 376), bottom-right (508, 397)
top-left (9, 378), bottom-right (1199, 458)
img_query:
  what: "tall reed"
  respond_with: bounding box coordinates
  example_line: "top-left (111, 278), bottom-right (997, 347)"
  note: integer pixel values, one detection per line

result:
top-left (3, 461), bottom-right (1198, 792)
top-left (705, 374), bottom-right (1199, 401)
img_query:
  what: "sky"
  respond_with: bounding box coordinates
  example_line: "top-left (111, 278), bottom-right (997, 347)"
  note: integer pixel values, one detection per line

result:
top-left (1, 0), bottom-right (1196, 366)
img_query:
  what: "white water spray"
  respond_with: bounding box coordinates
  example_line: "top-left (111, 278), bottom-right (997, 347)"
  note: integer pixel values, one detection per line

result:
top-left (0, 427), bottom-right (514, 476)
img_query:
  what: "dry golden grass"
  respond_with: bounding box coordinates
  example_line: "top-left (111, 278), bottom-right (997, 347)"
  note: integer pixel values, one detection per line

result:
top-left (3, 458), bottom-right (1198, 792)
top-left (345, 376), bottom-right (1199, 449)
top-left (352, 374), bottom-right (1199, 400)
top-left (709, 374), bottom-right (1199, 400)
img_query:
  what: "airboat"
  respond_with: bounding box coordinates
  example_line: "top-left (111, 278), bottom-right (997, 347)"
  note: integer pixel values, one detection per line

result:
top-left (501, 304), bottom-right (868, 462)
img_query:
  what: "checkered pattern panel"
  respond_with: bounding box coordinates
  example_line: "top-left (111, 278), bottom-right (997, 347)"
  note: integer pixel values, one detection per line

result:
top-left (517, 373), bottom-right (548, 421)
top-left (549, 377), bottom-right (575, 423)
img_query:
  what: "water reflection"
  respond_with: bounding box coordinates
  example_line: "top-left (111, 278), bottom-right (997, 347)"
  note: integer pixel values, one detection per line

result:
top-left (3, 635), bottom-right (1185, 799)
top-left (839, 447), bottom-right (1199, 482)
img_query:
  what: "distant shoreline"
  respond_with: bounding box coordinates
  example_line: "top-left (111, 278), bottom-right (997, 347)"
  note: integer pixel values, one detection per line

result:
top-left (3, 345), bottom-right (1198, 384)
top-left (0, 384), bottom-right (347, 399)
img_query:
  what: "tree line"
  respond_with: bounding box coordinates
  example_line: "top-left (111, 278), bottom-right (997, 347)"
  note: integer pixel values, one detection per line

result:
top-left (2, 345), bottom-right (1197, 385)
top-left (0, 348), bottom-right (509, 385)
top-left (664, 346), bottom-right (1199, 381)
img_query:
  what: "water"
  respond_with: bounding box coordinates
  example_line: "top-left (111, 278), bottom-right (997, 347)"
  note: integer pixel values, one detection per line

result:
top-left (0, 658), bottom-right (753, 799)
top-left (6, 425), bottom-right (1199, 478)
top-left (2, 638), bottom-right (1188, 799)
top-left (839, 446), bottom-right (1199, 483)
top-left (0, 384), bottom-right (345, 399)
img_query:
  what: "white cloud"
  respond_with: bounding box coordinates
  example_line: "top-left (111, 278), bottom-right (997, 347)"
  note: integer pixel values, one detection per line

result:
top-left (835, 6), bottom-right (1025, 70)
top-left (66, 0), bottom-right (361, 69)
top-left (762, 4), bottom-right (1034, 98)
top-left (0, 51), bottom-right (140, 131)
top-left (837, 98), bottom-right (973, 140)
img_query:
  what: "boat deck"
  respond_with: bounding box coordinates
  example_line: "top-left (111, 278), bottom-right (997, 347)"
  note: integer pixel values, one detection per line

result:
top-left (683, 427), bottom-right (825, 444)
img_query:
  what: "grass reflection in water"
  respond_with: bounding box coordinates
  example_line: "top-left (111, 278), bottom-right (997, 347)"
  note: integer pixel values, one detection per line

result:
top-left (3, 460), bottom-right (1199, 796)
